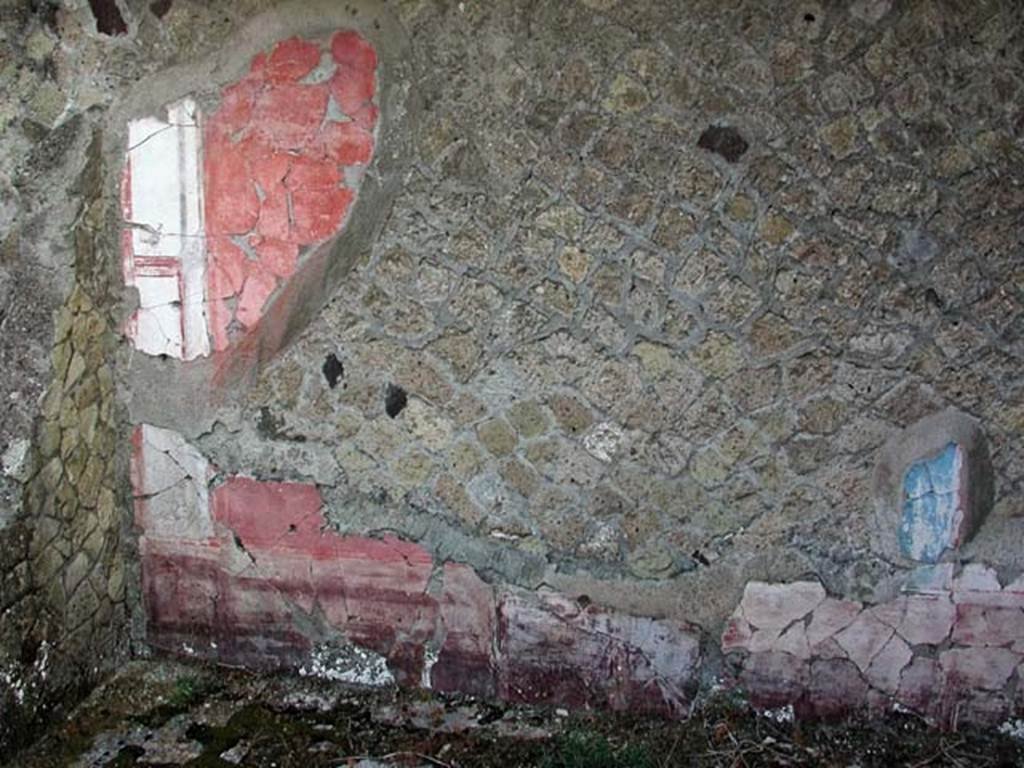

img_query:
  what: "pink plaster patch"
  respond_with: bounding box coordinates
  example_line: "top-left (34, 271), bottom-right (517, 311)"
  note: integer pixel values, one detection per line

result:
top-left (254, 238), bottom-right (299, 279)
top-left (865, 634), bottom-right (913, 695)
top-left (804, 659), bottom-right (867, 719)
top-left (775, 623), bottom-right (812, 660)
top-left (952, 605), bottom-right (1024, 647)
top-left (897, 594), bottom-right (956, 646)
top-left (834, 612), bottom-right (894, 674)
top-left (251, 83), bottom-right (329, 150)
top-left (206, 238), bottom-right (247, 300)
top-left (210, 79), bottom-right (259, 138)
top-left (254, 184), bottom-right (292, 241)
top-left (236, 269), bottom-right (278, 329)
top-left (897, 656), bottom-right (944, 718)
top-left (431, 564), bottom-right (497, 697)
top-left (739, 581), bottom-right (826, 632)
top-left (291, 186), bottom-right (354, 244)
top-left (806, 598), bottom-right (862, 647)
top-left (204, 136), bottom-right (260, 236)
top-left (331, 30), bottom-right (378, 71)
top-left (330, 66), bottom-right (376, 116)
top-left (740, 652), bottom-right (808, 710)
top-left (497, 590), bottom-right (701, 716)
top-left (315, 121), bottom-right (374, 165)
top-left (941, 647), bottom-right (1019, 691)
top-left (721, 616), bottom-right (754, 652)
top-left (721, 573), bottom-right (1024, 727)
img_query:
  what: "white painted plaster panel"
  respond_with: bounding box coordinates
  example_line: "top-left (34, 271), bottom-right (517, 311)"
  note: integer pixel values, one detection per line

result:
top-left (135, 424), bottom-right (214, 541)
top-left (125, 97), bottom-right (210, 360)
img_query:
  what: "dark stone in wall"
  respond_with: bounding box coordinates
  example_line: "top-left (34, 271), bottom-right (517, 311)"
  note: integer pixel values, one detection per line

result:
top-left (150, 0), bottom-right (173, 19)
top-left (385, 383), bottom-right (408, 418)
top-left (322, 353), bottom-right (344, 389)
top-left (697, 125), bottom-right (749, 163)
top-left (87, 0), bottom-right (128, 35)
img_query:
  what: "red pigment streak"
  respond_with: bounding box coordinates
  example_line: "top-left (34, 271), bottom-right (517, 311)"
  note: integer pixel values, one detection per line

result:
top-left (133, 452), bottom-right (707, 712)
top-left (139, 468), bottom-right (700, 711)
top-left (141, 475), bottom-right (439, 684)
top-left (120, 156), bottom-right (134, 282)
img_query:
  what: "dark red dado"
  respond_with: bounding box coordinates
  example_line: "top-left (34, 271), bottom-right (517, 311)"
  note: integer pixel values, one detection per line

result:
top-left (132, 425), bottom-right (702, 714)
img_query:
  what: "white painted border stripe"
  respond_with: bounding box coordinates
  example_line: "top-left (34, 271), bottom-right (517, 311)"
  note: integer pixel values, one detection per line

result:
top-left (125, 98), bottom-right (210, 360)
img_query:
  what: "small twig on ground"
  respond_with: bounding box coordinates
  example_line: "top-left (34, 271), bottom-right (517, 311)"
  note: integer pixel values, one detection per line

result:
top-left (336, 751), bottom-right (455, 768)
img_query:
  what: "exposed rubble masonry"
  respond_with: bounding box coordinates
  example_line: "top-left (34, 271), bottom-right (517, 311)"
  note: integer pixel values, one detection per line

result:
top-left (131, 424), bottom-right (701, 715)
top-left (121, 32), bottom-right (377, 359)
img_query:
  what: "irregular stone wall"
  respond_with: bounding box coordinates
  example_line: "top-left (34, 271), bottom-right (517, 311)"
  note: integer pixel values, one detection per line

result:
top-left (0, 1), bottom-right (136, 750)
top-left (1, 125), bottom-right (128, 750)
top-left (1, 0), bottom-right (1024, 750)
top-left (116, 0), bottom-right (1024, 729)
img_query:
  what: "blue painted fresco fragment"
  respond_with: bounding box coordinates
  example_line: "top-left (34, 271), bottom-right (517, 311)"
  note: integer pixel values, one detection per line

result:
top-left (899, 442), bottom-right (962, 563)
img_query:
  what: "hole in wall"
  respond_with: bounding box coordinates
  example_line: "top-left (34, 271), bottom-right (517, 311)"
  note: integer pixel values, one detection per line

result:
top-left (385, 383), bottom-right (407, 418)
top-left (149, 0), bottom-right (172, 19)
top-left (322, 353), bottom-right (345, 389)
top-left (87, 0), bottom-right (128, 35)
top-left (19, 635), bottom-right (40, 666)
top-left (697, 124), bottom-right (749, 163)
top-left (32, 0), bottom-right (61, 31)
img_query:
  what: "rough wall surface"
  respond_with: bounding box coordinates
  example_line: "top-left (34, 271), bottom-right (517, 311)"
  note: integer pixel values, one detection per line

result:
top-left (0, 3), bottom-right (131, 751)
top-left (1, 0), bottom-right (1024, 750)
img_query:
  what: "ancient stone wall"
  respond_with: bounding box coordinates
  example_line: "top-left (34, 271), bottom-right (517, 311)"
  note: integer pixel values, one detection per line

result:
top-left (0, 4), bottom-right (130, 750)
top-left (1, 0), bottom-right (1024, 750)
top-left (0, 113), bottom-right (130, 763)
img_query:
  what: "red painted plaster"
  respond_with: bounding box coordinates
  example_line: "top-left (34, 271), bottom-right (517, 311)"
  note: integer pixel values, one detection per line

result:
top-left (235, 269), bottom-right (278, 329)
top-left (123, 31), bottom-right (379, 359)
top-left (201, 31), bottom-right (378, 350)
top-left (330, 30), bottom-right (377, 72)
top-left (265, 36), bottom-right (322, 83)
top-left (721, 577), bottom-right (1024, 726)
top-left (255, 184), bottom-right (292, 242)
top-left (251, 83), bottom-right (329, 150)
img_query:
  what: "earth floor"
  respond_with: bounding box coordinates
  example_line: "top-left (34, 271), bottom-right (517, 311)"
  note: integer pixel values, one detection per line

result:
top-left (4, 659), bottom-right (1023, 767)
